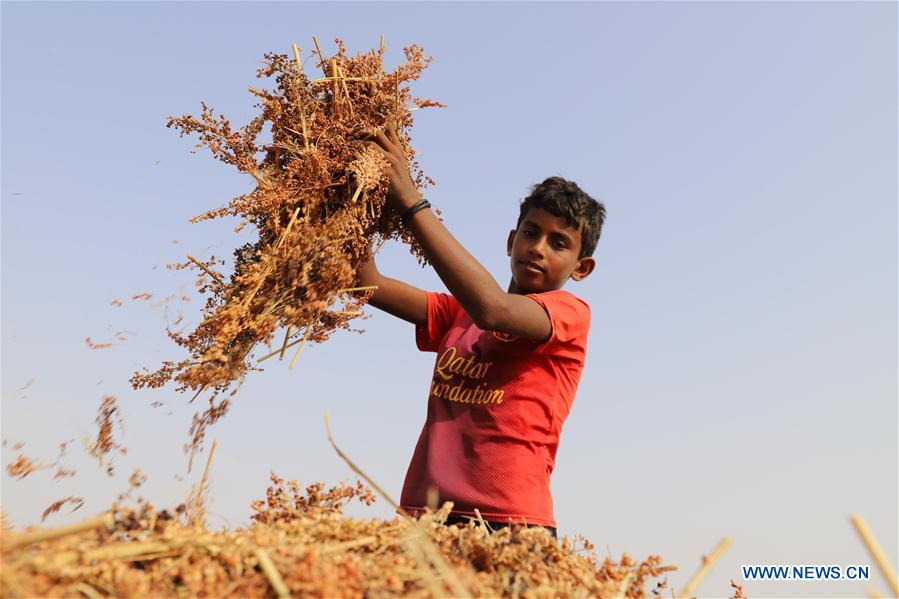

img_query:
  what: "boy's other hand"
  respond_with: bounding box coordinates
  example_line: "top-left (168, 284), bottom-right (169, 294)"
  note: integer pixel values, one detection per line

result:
top-left (355, 248), bottom-right (378, 286)
top-left (359, 122), bottom-right (422, 214)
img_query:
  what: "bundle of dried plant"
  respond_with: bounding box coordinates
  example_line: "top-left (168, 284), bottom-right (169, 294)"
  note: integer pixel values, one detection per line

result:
top-left (131, 38), bottom-right (443, 455)
top-left (0, 478), bottom-right (675, 598)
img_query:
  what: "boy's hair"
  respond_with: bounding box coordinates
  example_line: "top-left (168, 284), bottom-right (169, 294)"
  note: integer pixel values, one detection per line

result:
top-left (516, 176), bottom-right (606, 258)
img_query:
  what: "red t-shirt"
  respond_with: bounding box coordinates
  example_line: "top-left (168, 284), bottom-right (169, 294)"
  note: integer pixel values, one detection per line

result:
top-left (399, 289), bottom-right (590, 527)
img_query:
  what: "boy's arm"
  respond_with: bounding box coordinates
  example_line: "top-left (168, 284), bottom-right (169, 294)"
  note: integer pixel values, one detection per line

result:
top-left (362, 129), bottom-right (552, 342)
top-left (356, 253), bottom-right (428, 327)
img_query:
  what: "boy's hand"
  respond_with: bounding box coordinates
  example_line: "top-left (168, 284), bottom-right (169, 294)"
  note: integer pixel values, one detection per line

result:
top-left (355, 247), bottom-right (378, 286)
top-left (359, 123), bottom-right (422, 214)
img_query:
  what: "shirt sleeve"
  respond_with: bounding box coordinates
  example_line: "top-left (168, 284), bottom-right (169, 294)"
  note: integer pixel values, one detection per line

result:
top-left (526, 290), bottom-right (591, 362)
top-left (415, 291), bottom-right (462, 352)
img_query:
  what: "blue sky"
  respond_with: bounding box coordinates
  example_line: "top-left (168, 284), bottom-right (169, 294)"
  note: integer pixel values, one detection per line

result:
top-left (2, 2), bottom-right (896, 597)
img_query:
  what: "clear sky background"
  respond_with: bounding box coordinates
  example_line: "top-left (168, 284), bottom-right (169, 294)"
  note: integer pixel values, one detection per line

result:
top-left (2, 2), bottom-right (896, 597)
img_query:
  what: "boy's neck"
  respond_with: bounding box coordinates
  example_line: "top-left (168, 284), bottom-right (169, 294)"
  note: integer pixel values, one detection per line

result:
top-left (507, 279), bottom-right (539, 295)
top-left (508, 278), bottom-right (566, 295)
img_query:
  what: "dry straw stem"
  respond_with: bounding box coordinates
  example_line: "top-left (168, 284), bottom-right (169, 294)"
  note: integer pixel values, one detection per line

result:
top-left (323, 411), bottom-right (405, 516)
top-left (394, 71), bottom-right (400, 110)
top-left (1, 473), bottom-right (673, 597)
top-left (186, 439), bottom-right (217, 524)
top-left (187, 254), bottom-right (224, 284)
top-left (311, 76), bottom-right (374, 83)
top-left (290, 42), bottom-right (303, 75)
top-left (332, 60), bottom-right (354, 116)
top-left (323, 412), bottom-right (472, 597)
top-left (410, 527), bottom-right (472, 598)
top-left (288, 320), bottom-right (315, 370)
top-left (851, 514), bottom-right (899, 596)
top-left (2, 512), bottom-right (113, 553)
top-left (311, 35), bottom-right (327, 75)
top-left (199, 439), bottom-right (218, 495)
top-left (680, 536), bottom-right (732, 599)
top-left (338, 64), bottom-right (354, 111)
top-left (72, 582), bottom-right (103, 599)
top-left (337, 285), bottom-right (379, 293)
top-left (254, 547), bottom-right (291, 598)
top-left (318, 535), bottom-right (379, 555)
top-left (290, 43), bottom-right (310, 147)
top-left (242, 207), bottom-right (302, 308)
top-left (83, 541), bottom-right (174, 562)
top-left (278, 325), bottom-right (294, 360)
top-left (400, 530), bottom-right (454, 598)
top-left (258, 337), bottom-right (304, 363)
top-left (350, 184), bottom-right (363, 203)
top-left (868, 586), bottom-right (887, 599)
top-left (473, 507), bottom-right (491, 532)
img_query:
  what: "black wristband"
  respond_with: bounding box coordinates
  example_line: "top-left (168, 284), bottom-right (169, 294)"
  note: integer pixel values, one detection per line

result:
top-left (400, 199), bottom-right (431, 224)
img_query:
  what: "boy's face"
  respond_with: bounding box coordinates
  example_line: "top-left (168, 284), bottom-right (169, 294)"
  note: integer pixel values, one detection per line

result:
top-left (506, 207), bottom-right (596, 294)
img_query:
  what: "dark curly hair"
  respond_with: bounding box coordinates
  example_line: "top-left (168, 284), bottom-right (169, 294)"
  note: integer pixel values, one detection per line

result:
top-left (516, 176), bottom-right (606, 258)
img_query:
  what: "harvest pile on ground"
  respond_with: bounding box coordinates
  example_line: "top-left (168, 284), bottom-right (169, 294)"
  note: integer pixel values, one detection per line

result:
top-left (130, 38), bottom-right (443, 453)
top-left (0, 476), bottom-right (676, 598)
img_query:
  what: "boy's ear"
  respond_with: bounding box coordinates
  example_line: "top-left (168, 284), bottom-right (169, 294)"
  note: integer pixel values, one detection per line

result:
top-left (570, 256), bottom-right (596, 281)
top-left (506, 229), bottom-right (516, 256)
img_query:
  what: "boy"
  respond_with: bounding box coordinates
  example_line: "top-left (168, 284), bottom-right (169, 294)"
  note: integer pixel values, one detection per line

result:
top-left (357, 127), bottom-right (606, 537)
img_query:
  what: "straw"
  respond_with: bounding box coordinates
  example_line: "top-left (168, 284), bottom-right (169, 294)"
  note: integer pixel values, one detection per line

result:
top-left (82, 541), bottom-right (174, 562)
top-left (324, 411), bottom-right (406, 516)
top-left (310, 77), bottom-right (374, 83)
top-left (187, 254), bottom-right (224, 284)
top-left (249, 170), bottom-right (268, 188)
top-left (72, 582), bottom-right (103, 599)
top-left (414, 529), bottom-right (473, 598)
top-left (400, 530), bottom-right (450, 598)
top-left (350, 184), bottom-right (363, 204)
top-left (333, 61), bottom-right (354, 117)
top-left (290, 43), bottom-right (310, 148)
top-left (258, 338), bottom-right (303, 363)
top-left (242, 207), bottom-right (301, 308)
top-left (276, 207), bottom-right (302, 249)
top-left (288, 321), bottom-right (314, 370)
top-left (278, 326), bottom-right (293, 361)
top-left (851, 515), bottom-right (899, 596)
top-left (394, 71), bottom-right (399, 112)
top-left (254, 547), bottom-right (291, 598)
top-left (426, 486), bottom-right (439, 512)
top-left (868, 587), bottom-right (886, 599)
top-left (319, 536), bottom-right (380, 555)
top-left (323, 411), bottom-right (471, 597)
top-left (473, 508), bottom-right (492, 533)
top-left (198, 440), bottom-right (217, 495)
top-left (311, 36), bottom-right (327, 75)
top-left (2, 512), bottom-right (113, 553)
top-left (329, 59), bottom-right (341, 111)
top-left (290, 43), bottom-right (303, 75)
top-left (680, 537), bottom-right (732, 599)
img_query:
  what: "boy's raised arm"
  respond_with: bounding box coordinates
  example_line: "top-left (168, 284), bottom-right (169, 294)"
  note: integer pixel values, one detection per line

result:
top-left (360, 127), bottom-right (552, 342)
top-left (355, 253), bottom-right (428, 327)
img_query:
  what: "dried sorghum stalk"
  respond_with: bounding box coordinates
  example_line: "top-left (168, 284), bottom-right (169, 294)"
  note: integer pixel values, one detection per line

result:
top-left (130, 39), bottom-right (444, 454)
top-left (0, 476), bottom-right (674, 598)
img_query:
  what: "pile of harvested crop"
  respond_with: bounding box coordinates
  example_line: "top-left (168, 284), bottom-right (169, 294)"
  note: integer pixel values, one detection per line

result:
top-left (130, 38), bottom-right (444, 452)
top-left (0, 476), bottom-right (675, 598)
